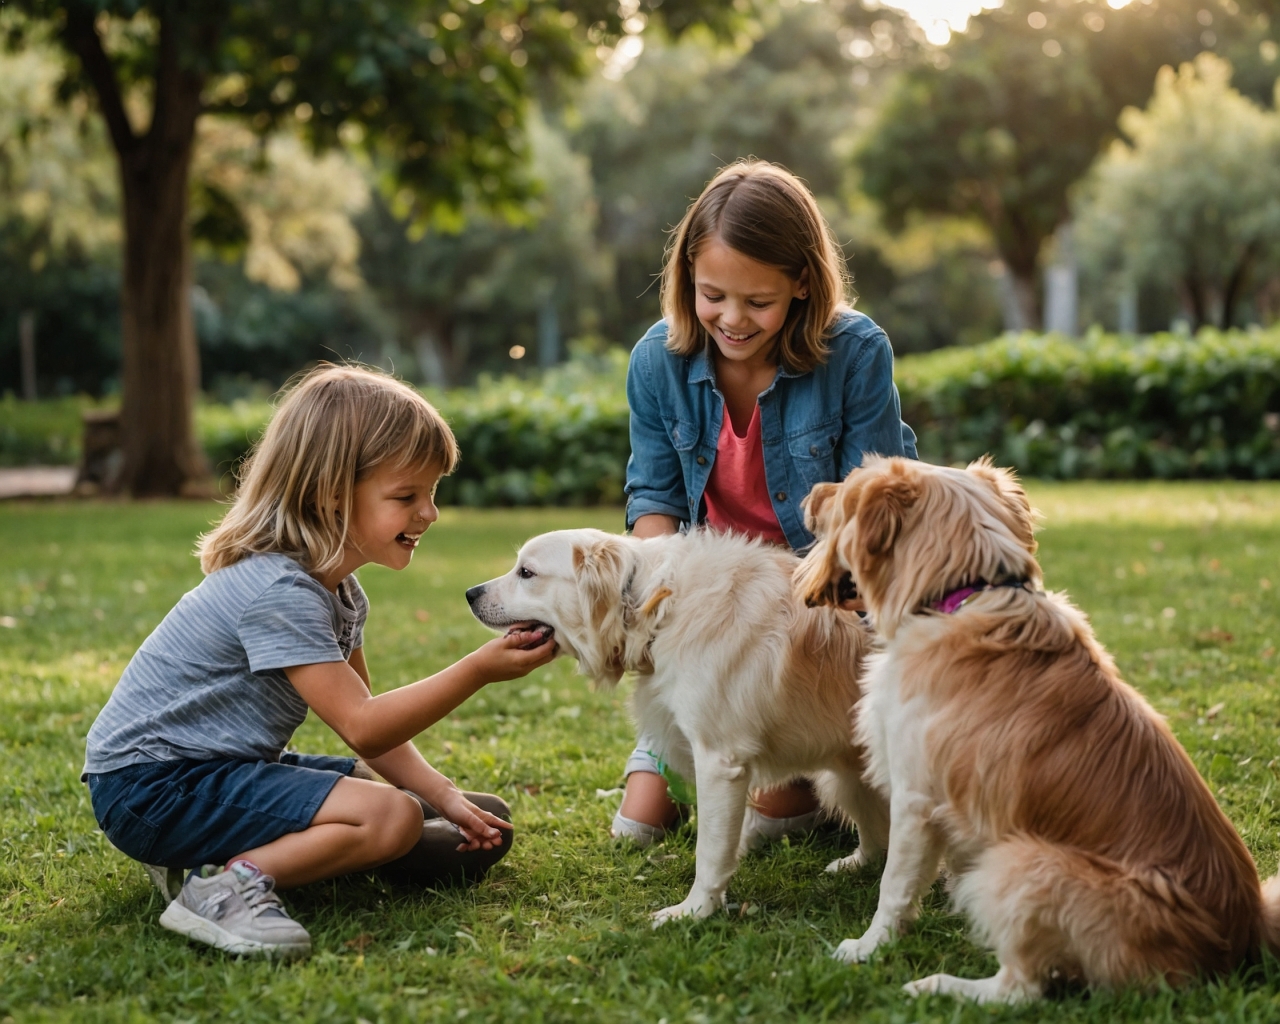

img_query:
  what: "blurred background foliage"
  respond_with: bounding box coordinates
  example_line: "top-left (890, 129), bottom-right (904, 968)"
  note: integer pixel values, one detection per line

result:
top-left (10, 326), bottom-right (1280, 496)
top-left (2, 0), bottom-right (1280, 490)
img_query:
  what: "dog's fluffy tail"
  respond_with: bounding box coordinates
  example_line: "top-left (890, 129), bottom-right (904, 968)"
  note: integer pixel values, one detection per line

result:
top-left (1260, 874), bottom-right (1280, 956)
top-left (954, 835), bottom-right (1234, 990)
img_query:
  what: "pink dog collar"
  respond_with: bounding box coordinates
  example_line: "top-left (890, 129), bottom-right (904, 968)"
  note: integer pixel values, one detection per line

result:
top-left (932, 586), bottom-right (981, 614)
top-left (930, 579), bottom-right (1027, 614)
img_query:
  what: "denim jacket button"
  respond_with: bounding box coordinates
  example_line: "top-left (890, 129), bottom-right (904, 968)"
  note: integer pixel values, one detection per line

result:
top-left (809, 445), bottom-right (819, 456)
top-left (775, 491), bottom-right (787, 502)
top-left (696, 455), bottom-right (707, 465)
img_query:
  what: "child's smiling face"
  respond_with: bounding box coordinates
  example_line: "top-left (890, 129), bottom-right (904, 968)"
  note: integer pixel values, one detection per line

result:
top-left (693, 235), bottom-right (808, 369)
top-left (346, 461), bottom-right (442, 573)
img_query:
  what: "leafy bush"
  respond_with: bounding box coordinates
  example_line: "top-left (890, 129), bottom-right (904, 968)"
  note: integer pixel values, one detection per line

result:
top-left (0, 397), bottom-right (273, 473)
top-left (199, 400), bottom-right (275, 476)
top-left (430, 349), bottom-right (630, 507)
top-left (0, 396), bottom-right (87, 466)
top-left (8, 330), bottom-right (1280, 494)
top-left (898, 327), bottom-right (1280, 479)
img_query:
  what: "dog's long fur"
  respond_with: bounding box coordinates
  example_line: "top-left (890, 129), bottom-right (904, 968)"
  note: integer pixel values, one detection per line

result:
top-left (796, 455), bottom-right (1280, 1002)
top-left (467, 527), bottom-right (889, 924)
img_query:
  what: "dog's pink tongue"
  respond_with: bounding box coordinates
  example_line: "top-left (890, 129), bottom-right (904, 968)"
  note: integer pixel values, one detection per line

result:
top-left (507, 623), bottom-right (554, 649)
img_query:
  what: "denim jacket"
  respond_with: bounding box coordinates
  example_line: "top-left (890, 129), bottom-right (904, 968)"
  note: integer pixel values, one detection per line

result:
top-left (624, 310), bottom-right (918, 550)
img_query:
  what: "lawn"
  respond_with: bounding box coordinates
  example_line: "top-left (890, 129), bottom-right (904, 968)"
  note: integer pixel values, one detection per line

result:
top-left (3, 485), bottom-right (1280, 1023)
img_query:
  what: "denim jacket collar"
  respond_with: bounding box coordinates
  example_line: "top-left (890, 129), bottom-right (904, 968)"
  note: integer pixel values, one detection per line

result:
top-left (687, 346), bottom-right (805, 391)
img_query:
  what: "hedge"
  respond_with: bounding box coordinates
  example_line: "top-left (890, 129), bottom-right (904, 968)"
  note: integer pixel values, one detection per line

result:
top-left (429, 351), bottom-right (630, 507)
top-left (4, 327), bottom-right (1280, 498)
top-left (898, 327), bottom-right (1280, 479)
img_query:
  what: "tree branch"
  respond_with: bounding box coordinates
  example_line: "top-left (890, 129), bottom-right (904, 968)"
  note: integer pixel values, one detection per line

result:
top-left (62, 3), bottom-right (137, 156)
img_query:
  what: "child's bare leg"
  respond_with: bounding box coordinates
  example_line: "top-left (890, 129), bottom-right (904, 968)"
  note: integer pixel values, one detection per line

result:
top-left (752, 779), bottom-right (818, 817)
top-left (619, 769), bottom-right (680, 827)
top-left (234, 777), bottom-right (423, 888)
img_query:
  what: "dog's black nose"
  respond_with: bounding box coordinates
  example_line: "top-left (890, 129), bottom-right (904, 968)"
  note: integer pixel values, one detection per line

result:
top-left (465, 584), bottom-right (484, 606)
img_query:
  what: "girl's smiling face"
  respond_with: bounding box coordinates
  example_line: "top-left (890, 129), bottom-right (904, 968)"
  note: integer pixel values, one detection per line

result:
top-left (693, 236), bottom-right (809, 369)
top-left (346, 461), bottom-right (442, 574)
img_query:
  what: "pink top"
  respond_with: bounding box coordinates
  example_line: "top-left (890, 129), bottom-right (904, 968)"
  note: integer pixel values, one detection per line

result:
top-left (702, 402), bottom-right (788, 546)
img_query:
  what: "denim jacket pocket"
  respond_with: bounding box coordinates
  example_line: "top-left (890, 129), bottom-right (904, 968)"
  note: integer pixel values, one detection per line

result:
top-left (666, 418), bottom-right (700, 452)
top-left (787, 423), bottom-right (840, 492)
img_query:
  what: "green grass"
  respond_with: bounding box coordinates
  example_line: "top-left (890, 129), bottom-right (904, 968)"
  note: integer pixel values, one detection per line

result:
top-left (3, 486), bottom-right (1280, 1022)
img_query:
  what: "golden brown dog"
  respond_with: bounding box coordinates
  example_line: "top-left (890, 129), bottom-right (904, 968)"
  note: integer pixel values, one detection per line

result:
top-left (796, 455), bottom-right (1280, 1002)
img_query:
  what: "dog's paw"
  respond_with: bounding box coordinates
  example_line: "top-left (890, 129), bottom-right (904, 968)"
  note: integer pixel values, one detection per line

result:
top-left (651, 902), bottom-right (697, 928)
top-left (824, 848), bottom-right (873, 874)
top-left (650, 893), bottom-right (721, 928)
top-left (903, 975), bottom-right (943, 998)
top-left (832, 933), bottom-right (883, 964)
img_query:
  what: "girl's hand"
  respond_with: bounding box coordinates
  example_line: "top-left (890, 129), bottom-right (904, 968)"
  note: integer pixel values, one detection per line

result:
top-left (465, 629), bottom-right (558, 683)
top-left (433, 788), bottom-right (515, 851)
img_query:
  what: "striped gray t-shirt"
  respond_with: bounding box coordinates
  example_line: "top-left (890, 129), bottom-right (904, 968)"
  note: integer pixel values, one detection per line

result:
top-left (83, 553), bottom-right (367, 776)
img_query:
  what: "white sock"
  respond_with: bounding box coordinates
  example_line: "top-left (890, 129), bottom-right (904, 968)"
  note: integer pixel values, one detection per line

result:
top-left (740, 807), bottom-right (821, 850)
top-left (610, 809), bottom-right (667, 848)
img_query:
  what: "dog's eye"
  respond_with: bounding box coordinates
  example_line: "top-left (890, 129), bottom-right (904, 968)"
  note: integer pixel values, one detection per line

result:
top-left (517, 566), bottom-right (535, 580)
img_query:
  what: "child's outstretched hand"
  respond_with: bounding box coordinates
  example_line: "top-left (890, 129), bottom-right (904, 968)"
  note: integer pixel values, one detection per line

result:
top-left (465, 627), bottom-right (558, 683)
top-left (433, 788), bottom-right (515, 851)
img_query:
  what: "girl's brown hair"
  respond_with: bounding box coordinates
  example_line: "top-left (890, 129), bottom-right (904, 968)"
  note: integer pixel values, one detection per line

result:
top-left (198, 363), bottom-right (458, 576)
top-left (660, 160), bottom-right (851, 373)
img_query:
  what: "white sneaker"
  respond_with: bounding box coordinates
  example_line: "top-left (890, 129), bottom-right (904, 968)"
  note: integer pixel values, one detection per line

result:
top-left (142, 863), bottom-right (185, 903)
top-left (158, 861), bottom-right (311, 958)
top-left (739, 807), bottom-right (821, 852)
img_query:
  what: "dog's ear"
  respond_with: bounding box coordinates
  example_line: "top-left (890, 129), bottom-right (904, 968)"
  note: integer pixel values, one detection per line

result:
top-left (573, 536), bottom-right (627, 627)
top-left (571, 535), bottom-right (631, 686)
top-left (966, 456), bottom-right (1038, 554)
top-left (795, 536), bottom-right (842, 608)
top-left (856, 461), bottom-right (921, 557)
top-left (801, 482), bottom-right (840, 534)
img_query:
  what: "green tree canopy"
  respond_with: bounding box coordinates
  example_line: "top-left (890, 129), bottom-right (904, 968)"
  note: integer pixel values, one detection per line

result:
top-left (5, 0), bottom-right (734, 494)
top-left (1076, 54), bottom-right (1280, 330)
top-left (856, 0), bottom-right (1229, 331)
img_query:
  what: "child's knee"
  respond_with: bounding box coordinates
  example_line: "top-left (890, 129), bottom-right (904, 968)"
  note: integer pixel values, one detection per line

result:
top-left (382, 789), bottom-right (426, 859)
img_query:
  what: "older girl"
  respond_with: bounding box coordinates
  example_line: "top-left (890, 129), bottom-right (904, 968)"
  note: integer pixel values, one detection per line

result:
top-left (614, 161), bottom-right (916, 846)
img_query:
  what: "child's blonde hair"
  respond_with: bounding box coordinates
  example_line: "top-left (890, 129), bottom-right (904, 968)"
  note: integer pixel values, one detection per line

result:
top-left (199, 364), bottom-right (458, 576)
top-left (660, 160), bottom-right (851, 374)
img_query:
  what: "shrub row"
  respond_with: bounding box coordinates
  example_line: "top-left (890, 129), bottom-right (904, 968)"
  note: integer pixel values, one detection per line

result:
top-left (429, 351), bottom-right (630, 507)
top-left (5, 328), bottom-right (1280, 497)
top-left (898, 328), bottom-right (1280, 479)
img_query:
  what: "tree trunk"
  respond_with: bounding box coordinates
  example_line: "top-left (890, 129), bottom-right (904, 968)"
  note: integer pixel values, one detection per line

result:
top-left (65, 4), bottom-right (212, 496)
top-left (1220, 243), bottom-right (1257, 331)
top-left (1007, 268), bottom-right (1040, 333)
top-left (1181, 273), bottom-right (1208, 331)
top-left (118, 133), bottom-right (208, 495)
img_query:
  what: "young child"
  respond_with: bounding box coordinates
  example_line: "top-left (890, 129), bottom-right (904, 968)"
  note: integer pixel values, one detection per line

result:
top-left (614, 160), bottom-right (917, 846)
top-left (82, 365), bottom-right (556, 957)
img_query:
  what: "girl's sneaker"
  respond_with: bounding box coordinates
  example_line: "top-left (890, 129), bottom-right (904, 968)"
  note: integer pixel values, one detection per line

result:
top-left (158, 861), bottom-right (311, 958)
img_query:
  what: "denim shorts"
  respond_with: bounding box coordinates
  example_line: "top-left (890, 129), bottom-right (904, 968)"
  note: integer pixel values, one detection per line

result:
top-left (86, 753), bottom-right (356, 869)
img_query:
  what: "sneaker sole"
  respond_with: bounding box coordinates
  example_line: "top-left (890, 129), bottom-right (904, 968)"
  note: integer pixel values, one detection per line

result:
top-left (158, 901), bottom-right (311, 959)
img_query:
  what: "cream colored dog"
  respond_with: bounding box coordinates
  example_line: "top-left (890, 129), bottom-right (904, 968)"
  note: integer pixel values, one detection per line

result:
top-left (796, 455), bottom-right (1280, 1002)
top-left (466, 527), bottom-right (888, 925)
